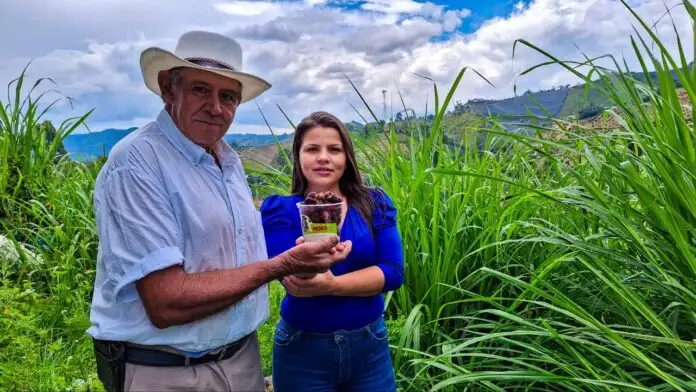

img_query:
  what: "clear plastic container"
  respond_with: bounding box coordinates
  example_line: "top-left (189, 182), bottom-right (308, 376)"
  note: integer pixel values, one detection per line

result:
top-left (296, 201), bottom-right (344, 242)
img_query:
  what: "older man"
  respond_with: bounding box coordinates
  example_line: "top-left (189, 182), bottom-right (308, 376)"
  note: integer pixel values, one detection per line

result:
top-left (87, 31), bottom-right (351, 392)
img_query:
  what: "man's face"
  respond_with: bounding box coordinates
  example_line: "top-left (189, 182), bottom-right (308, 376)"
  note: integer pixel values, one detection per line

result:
top-left (160, 67), bottom-right (242, 151)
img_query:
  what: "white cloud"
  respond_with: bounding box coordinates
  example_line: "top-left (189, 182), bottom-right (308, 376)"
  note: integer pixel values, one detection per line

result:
top-left (0, 0), bottom-right (692, 135)
top-left (341, 18), bottom-right (443, 57)
top-left (228, 123), bottom-right (294, 135)
top-left (361, 0), bottom-right (428, 14)
top-left (514, 1), bottom-right (526, 14)
top-left (213, 1), bottom-right (279, 16)
top-left (443, 9), bottom-right (470, 31)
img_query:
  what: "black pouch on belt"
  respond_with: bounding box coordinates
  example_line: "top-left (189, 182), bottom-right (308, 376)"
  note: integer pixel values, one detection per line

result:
top-left (92, 339), bottom-right (127, 392)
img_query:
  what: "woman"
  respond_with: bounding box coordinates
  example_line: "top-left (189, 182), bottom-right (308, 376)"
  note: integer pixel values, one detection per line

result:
top-left (260, 111), bottom-right (404, 391)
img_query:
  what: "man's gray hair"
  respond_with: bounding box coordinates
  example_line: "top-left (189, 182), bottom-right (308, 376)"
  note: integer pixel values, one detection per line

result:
top-left (169, 67), bottom-right (185, 86)
top-left (161, 67), bottom-right (185, 106)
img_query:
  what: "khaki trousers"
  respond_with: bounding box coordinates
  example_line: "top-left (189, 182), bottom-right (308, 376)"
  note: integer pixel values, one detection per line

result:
top-left (123, 332), bottom-right (264, 392)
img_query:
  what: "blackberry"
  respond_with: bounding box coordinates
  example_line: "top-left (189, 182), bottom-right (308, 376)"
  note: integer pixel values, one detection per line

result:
top-left (300, 191), bottom-right (343, 224)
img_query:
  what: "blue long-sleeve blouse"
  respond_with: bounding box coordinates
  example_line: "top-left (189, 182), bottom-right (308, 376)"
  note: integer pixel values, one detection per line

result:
top-left (259, 188), bottom-right (404, 333)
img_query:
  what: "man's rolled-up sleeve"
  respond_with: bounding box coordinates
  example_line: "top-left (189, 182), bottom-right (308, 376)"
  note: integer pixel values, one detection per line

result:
top-left (98, 166), bottom-right (184, 304)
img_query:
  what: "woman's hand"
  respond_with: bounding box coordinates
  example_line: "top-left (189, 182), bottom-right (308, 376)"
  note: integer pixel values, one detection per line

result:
top-left (283, 269), bottom-right (337, 297)
top-left (283, 236), bottom-right (338, 296)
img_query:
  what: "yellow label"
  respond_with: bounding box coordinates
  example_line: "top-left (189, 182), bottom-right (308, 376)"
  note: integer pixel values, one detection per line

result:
top-left (306, 223), bottom-right (337, 234)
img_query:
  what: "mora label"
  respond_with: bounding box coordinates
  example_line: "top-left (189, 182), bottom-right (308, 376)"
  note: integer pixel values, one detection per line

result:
top-left (307, 223), bottom-right (337, 234)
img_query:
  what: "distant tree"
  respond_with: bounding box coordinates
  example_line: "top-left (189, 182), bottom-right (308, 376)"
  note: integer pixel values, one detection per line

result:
top-left (273, 146), bottom-right (293, 173)
top-left (395, 112), bottom-right (403, 122)
top-left (39, 120), bottom-right (66, 155)
top-left (345, 122), bottom-right (361, 134)
top-left (579, 103), bottom-right (604, 120)
top-left (227, 139), bottom-right (240, 149)
top-left (453, 100), bottom-right (466, 115)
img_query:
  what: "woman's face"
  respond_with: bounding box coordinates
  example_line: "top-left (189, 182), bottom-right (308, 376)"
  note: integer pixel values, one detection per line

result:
top-left (298, 126), bottom-right (346, 192)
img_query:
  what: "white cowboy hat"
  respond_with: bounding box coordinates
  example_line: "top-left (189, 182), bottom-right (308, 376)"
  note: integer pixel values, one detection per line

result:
top-left (140, 30), bottom-right (271, 103)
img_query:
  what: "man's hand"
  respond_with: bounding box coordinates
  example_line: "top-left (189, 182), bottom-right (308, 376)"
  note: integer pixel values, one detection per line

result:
top-left (288, 236), bottom-right (317, 279)
top-left (278, 235), bottom-right (352, 276)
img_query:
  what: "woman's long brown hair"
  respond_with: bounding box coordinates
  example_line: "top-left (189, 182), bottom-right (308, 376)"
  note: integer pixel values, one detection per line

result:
top-left (291, 111), bottom-right (375, 230)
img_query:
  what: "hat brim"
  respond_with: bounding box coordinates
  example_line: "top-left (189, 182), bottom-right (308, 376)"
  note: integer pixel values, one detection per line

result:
top-left (140, 47), bottom-right (271, 104)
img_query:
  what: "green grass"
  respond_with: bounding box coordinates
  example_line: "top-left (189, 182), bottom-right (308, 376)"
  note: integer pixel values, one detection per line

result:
top-left (3, 0), bottom-right (696, 391)
top-left (258, 282), bottom-right (284, 376)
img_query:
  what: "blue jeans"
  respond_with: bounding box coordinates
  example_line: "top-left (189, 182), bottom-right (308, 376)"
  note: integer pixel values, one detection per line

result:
top-left (271, 316), bottom-right (397, 392)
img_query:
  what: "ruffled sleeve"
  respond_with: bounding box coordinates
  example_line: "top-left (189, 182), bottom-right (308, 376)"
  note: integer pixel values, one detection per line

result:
top-left (371, 189), bottom-right (405, 292)
top-left (260, 195), bottom-right (298, 259)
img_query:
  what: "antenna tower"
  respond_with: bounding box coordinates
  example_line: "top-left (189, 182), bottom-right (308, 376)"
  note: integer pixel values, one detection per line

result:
top-left (382, 89), bottom-right (387, 123)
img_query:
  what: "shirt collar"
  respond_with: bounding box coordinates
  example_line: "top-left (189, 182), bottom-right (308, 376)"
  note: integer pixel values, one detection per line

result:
top-left (156, 109), bottom-right (237, 167)
top-left (212, 135), bottom-right (241, 169)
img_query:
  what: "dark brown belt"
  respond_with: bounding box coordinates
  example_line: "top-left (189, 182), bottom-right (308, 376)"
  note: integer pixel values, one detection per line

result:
top-left (93, 334), bottom-right (250, 367)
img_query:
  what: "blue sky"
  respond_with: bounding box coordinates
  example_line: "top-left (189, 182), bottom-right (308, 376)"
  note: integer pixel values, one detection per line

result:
top-left (328, 0), bottom-right (530, 28)
top-left (455, 0), bottom-right (531, 32)
top-left (0, 0), bottom-right (691, 135)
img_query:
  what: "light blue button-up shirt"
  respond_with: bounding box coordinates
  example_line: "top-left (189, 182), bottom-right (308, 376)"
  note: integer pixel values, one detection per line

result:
top-left (86, 109), bottom-right (270, 354)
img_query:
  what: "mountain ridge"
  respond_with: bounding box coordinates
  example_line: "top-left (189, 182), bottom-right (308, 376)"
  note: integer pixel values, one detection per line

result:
top-left (63, 127), bottom-right (294, 161)
top-left (62, 63), bottom-right (692, 161)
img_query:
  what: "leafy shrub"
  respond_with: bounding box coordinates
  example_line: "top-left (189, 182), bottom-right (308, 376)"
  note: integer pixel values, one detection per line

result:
top-left (578, 103), bottom-right (605, 119)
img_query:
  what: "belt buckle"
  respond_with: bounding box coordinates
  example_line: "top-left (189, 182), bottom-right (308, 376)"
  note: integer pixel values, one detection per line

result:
top-left (217, 345), bottom-right (227, 361)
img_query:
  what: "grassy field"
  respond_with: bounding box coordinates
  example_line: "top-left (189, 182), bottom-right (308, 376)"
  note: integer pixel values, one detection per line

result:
top-left (2, 1), bottom-right (696, 391)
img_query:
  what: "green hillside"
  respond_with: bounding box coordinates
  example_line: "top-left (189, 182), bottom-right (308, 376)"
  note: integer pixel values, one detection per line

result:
top-left (457, 61), bottom-right (691, 123)
top-left (555, 84), bottom-right (614, 119)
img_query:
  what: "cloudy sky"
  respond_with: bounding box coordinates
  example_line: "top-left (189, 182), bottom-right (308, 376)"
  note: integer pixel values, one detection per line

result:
top-left (0, 0), bottom-right (692, 135)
